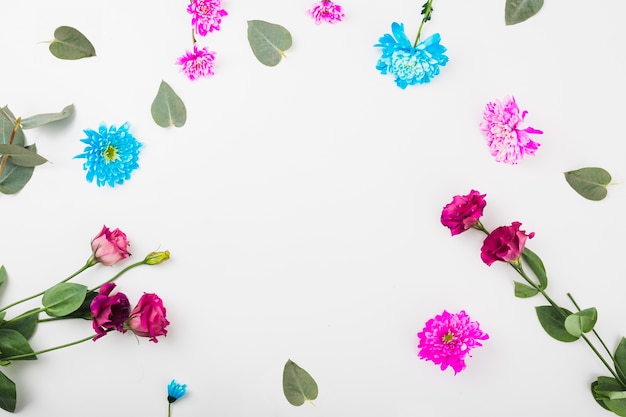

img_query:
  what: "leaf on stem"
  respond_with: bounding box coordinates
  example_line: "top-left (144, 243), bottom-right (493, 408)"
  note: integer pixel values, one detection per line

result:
top-left (151, 81), bottom-right (187, 128)
top-left (247, 20), bottom-right (292, 67)
top-left (593, 376), bottom-right (626, 416)
top-left (564, 307), bottom-right (597, 337)
top-left (0, 329), bottom-right (37, 361)
top-left (505, 0), bottom-right (544, 25)
top-left (614, 338), bottom-right (626, 387)
top-left (0, 266), bottom-right (6, 290)
top-left (42, 283), bottom-right (87, 317)
top-left (0, 308), bottom-right (39, 340)
top-left (283, 359), bottom-right (318, 406)
top-left (564, 167), bottom-right (612, 201)
top-left (0, 144), bottom-right (48, 167)
top-left (521, 247), bottom-right (547, 290)
top-left (49, 26), bottom-right (96, 60)
top-left (535, 305), bottom-right (578, 342)
top-left (0, 370), bottom-right (16, 413)
top-left (20, 104), bottom-right (75, 129)
top-left (513, 281), bottom-right (538, 298)
top-left (0, 116), bottom-right (35, 195)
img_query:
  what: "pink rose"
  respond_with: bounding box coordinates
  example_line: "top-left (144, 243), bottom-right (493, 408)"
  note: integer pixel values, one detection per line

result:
top-left (480, 221), bottom-right (534, 266)
top-left (90, 283), bottom-right (131, 340)
top-left (441, 190), bottom-right (487, 235)
top-left (91, 225), bottom-right (131, 266)
top-left (127, 293), bottom-right (169, 343)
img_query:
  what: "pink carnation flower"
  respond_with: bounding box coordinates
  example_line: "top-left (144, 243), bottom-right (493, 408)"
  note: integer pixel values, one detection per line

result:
top-left (307, 1), bottom-right (345, 25)
top-left (441, 190), bottom-right (486, 236)
top-left (480, 95), bottom-right (543, 164)
top-left (187, 0), bottom-right (228, 36)
top-left (417, 310), bottom-right (489, 375)
top-left (177, 45), bottom-right (216, 81)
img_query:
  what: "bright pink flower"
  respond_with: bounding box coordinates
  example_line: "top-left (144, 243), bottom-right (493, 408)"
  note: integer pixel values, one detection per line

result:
top-left (91, 225), bottom-right (131, 266)
top-left (127, 293), bottom-right (170, 343)
top-left (480, 95), bottom-right (543, 164)
top-left (177, 45), bottom-right (216, 81)
top-left (307, 1), bottom-right (345, 25)
top-left (480, 221), bottom-right (534, 266)
top-left (441, 190), bottom-right (486, 236)
top-left (417, 310), bottom-right (488, 375)
top-left (90, 283), bottom-right (131, 340)
top-left (187, 0), bottom-right (227, 36)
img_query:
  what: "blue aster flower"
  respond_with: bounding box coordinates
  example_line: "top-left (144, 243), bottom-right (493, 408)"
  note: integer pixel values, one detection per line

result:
top-left (375, 22), bottom-right (448, 89)
top-left (74, 122), bottom-right (142, 187)
top-left (167, 379), bottom-right (187, 403)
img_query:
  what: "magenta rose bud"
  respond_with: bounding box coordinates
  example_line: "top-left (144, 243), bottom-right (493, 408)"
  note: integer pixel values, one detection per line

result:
top-left (480, 221), bottom-right (535, 266)
top-left (127, 293), bottom-right (170, 343)
top-left (90, 283), bottom-right (131, 340)
top-left (91, 225), bottom-right (131, 266)
top-left (441, 190), bottom-right (487, 235)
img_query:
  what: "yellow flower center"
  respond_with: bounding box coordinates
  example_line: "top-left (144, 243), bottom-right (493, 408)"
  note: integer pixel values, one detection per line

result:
top-left (442, 331), bottom-right (455, 343)
top-left (104, 144), bottom-right (119, 163)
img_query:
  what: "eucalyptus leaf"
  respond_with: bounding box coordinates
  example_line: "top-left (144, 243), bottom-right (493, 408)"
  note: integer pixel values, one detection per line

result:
top-left (42, 282), bottom-right (87, 317)
top-left (49, 26), bottom-right (96, 60)
top-left (614, 338), bottom-right (626, 386)
top-left (521, 247), bottom-right (547, 290)
top-left (21, 104), bottom-right (75, 129)
top-left (283, 359), bottom-right (318, 406)
top-left (0, 370), bottom-right (16, 413)
top-left (1, 309), bottom-right (39, 340)
top-left (505, 0), bottom-right (544, 25)
top-left (564, 167), bottom-right (612, 201)
top-left (151, 81), bottom-right (187, 128)
top-left (0, 144), bottom-right (48, 167)
top-left (0, 329), bottom-right (36, 361)
top-left (514, 281), bottom-right (538, 298)
top-left (0, 266), bottom-right (6, 290)
top-left (564, 307), bottom-right (597, 337)
top-left (535, 305), bottom-right (578, 342)
top-left (247, 20), bottom-right (292, 66)
top-left (0, 115), bottom-right (34, 194)
top-left (0, 107), bottom-right (17, 126)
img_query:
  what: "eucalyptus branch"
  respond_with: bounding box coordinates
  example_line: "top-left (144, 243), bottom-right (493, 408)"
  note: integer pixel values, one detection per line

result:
top-left (0, 117), bottom-right (21, 178)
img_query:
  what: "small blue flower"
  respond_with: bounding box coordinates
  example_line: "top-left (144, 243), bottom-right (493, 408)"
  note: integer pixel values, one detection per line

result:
top-left (374, 22), bottom-right (448, 89)
top-left (74, 122), bottom-right (142, 187)
top-left (167, 379), bottom-right (187, 403)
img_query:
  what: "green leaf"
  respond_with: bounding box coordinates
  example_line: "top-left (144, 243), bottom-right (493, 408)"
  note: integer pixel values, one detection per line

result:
top-left (42, 283), bottom-right (87, 317)
top-left (151, 81), bottom-right (187, 128)
top-left (0, 107), bottom-right (17, 126)
top-left (505, 0), bottom-right (544, 25)
top-left (0, 266), bottom-right (6, 290)
top-left (0, 329), bottom-right (36, 361)
top-left (49, 26), bottom-right (96, 60)
top-left (0, 144), bottom-right (47, 167)
top-left (283, 359), bottom-right (318, 406)
top-left (593, 377), bottom-right (626, 416)
top-left (535, 305), bottom-right (578, 342)
top-left (0, 116), bottom-right (34, 195)
top-left (247, 20), bottom-right (292, 67)
top-left (58, 290), bottom-right (97, 319)
top-left (564, 167), bottom-right (612, 201)
top-left (21, 104), bottom-right (74, 129)
top-left (1, 309), bottom-right (39, 340)
top-left (514, 281), bottom-right (538, 298)
top-left (521, 247), bottom-right (547, 290)
top-left (0, 370), bottom-right (16, 412)
top-left (564, 307), bottom-right (597, 337)
top-left (614, 338), bottom-right (626, 386)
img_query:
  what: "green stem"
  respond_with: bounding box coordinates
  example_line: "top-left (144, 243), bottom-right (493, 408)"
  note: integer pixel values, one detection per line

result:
top-left (567, 292), bottom-right (615, 362)
top-left (512, 262), bottom-right (622, 382)
top-left (168, 402), bottom-right (172, 417)
top-left (2, 333), bottom-right (98, 361)
top-left (88, 259), bottom-right (149, 292)
top-left (0, 260), bottom-right (94, 314)
top-left (413, 0), bottom-right (434, 47)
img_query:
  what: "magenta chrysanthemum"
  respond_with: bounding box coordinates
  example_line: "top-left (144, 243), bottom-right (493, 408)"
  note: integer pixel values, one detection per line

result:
top-left (187, 0), bottom-right (228, 36)
top-left (307, 1), bottom-right (345, 25)
top-left (480, 95), bottom-right (543, 165)
top-left (417, 310), bottom-right (488, 375)
top-left (176, 45), bottom-right (216, 81)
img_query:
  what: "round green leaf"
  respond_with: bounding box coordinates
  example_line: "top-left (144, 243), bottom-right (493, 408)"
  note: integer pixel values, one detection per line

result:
top-left (247, 20), bottom-right (292, 67)
top-left (564, 307), bottom-right (597, 337)
top-left (564, 167), bottom-right (612, 201)
top-left (535, 305), bottom-right (578, 342)
top-left (151, 81), bottom-right (187, 128)
top-left (49, 26), bottom-right (96, 60)
top-left (42, 282), bottom-right (87, 317)
top-left (505, 0), bottom-right (544, 25)
top-left (283, 359), bottom-right (318, 406)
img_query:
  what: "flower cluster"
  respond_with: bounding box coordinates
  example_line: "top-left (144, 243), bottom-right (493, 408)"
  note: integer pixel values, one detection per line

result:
top-left (74, 122), bottom-right (142, 187)
top-left (480, 95), bottom-right (543, 164)
top-left (417, 310), bottom-right (488, 374)
top-left (178, 0), bottom-right (227, 80)
top-left (0, 225), bottom-right (170, 412)
top-left (307, 1), bottom-right (345, 25)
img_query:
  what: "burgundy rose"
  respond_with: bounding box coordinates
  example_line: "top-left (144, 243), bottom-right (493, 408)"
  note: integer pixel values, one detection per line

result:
top-left (480, 221), bottom-right (534, 266)
top-left (90, 283), bottom-right (131, 340)
top-left (127, 293), bottom-right (170, 343)
top-left (91, 225), bottom-right (131, 266)
top-left (441, 190), bottom-right (487, 236)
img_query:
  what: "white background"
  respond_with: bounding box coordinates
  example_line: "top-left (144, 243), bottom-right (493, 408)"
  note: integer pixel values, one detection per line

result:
top-left (1, 0), bottom-right (626, 416)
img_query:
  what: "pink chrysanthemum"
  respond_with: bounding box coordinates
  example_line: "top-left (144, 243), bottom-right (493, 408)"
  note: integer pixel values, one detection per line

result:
top-left (187, 0), bottom-right (228, 36)
top-left (176, 45), bottom-right (216, 81)
top-left (480, 95), bottom-right (543, 165)
top-left (417, 310), bottom-right (489, 375)
top-left (307, 1), bottom-right (345, 25)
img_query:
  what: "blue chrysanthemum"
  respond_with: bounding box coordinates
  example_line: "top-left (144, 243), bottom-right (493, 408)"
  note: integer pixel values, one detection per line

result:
top-left (74, 122), bottom-right (142, 187)
top-left (167, 379), bottom-right (187, 403)
top-left (375, 22), bottom-right (448, 89)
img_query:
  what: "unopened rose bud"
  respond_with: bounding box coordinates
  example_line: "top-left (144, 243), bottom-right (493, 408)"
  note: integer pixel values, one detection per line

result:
top-left (144, 250), bottom-right (170, 265)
